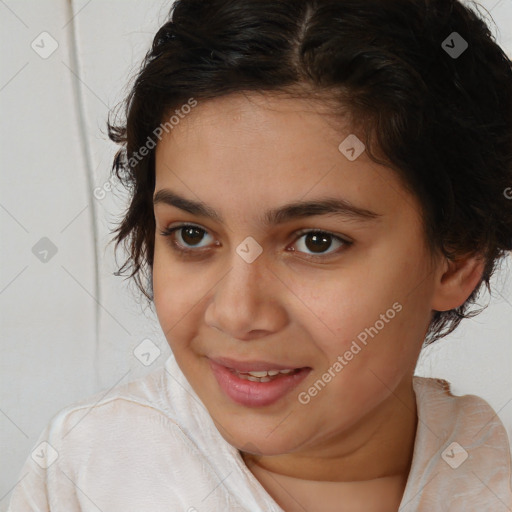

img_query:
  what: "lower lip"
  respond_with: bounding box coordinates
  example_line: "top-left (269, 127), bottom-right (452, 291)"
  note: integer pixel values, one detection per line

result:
top-left (209, 359), bottom-right (311, 407)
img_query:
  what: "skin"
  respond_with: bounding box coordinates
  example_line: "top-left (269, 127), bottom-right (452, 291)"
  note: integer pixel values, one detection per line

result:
top-left (152, 91), bottom-right (484, 509)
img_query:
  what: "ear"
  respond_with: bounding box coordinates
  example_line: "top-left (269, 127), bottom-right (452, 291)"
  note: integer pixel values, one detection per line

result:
top-left (431, 253), bottom-right (486, 312)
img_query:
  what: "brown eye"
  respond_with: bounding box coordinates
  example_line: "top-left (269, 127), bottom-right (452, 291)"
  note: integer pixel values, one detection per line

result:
top-left (180, 226), bottom-right (207, 247)
top-left (304, 232), bottom-right (332, 253)
top-left (159, 224), bottom-right (213, 251)
top-left (292, 230), bottom-right (351, 257)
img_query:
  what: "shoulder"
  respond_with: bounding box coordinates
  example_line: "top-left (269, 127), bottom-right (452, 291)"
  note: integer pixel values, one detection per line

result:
top-left (8, 357), bottom-right (247, 510)
top-left (42, 357), bottom-right (195, 457)
top-left (412, 375), bottom-right (511, 455)
top-left (51, 361), bottom-right (176, 432)
top-left (406, 376), bottom-right (512, 510)
top-left (412, 376), bottom-right (508, 430)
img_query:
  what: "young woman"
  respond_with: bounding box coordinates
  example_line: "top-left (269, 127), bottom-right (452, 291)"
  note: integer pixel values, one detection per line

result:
top-left (9, 0), bottom-right (512, 510)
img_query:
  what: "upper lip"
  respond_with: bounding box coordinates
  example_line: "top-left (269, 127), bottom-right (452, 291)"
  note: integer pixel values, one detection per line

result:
top-left (209, 356), bottom-right (309, 372)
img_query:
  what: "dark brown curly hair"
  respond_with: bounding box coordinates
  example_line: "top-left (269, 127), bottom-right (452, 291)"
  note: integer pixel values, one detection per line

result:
top-left (107, 0), bottom-right (512, 345)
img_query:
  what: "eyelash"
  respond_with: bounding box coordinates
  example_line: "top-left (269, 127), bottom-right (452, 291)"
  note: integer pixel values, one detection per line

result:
top-left (158, 223), bottom-right (353, 260)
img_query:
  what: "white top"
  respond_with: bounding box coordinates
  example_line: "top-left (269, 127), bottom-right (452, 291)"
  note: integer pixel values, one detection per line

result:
top-left (8, 353), bottom-right (512, 511)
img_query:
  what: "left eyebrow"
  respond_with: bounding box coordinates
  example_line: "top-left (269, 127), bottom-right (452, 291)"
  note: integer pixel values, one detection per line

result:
top-left (153, 188), bottom-right (382, 226)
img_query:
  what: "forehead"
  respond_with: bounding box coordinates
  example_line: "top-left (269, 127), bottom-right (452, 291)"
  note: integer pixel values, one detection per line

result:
top-left (153, 92), bottom-right (420, 227)
top-left (155, 91), bottom-right (347, 168)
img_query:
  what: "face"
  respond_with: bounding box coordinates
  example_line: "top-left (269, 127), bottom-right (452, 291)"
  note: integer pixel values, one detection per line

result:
top-left (152, 91), bottom-right (440, 461)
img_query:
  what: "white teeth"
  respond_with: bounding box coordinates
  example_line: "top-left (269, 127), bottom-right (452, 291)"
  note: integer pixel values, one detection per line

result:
top-left (245, 369), bottom-right (296, 377)
top-left (234, 368), bottom-right (299, 382)
top-left (246, 375), bottom-right (271, 382)
top-left (246, 371), bottom-right (270, 378)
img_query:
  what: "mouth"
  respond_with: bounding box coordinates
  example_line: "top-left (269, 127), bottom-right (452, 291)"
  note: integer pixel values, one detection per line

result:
top-left (208, 356), bottom-right (312, 407)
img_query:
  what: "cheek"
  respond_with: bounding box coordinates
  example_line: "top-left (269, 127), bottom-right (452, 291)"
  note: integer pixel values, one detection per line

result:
top-left (152, 245), bottom-right (202, 345)
top-left (294, 262), bottom-right (428, 378)
top-left (290, 271), bottom-right (399, 348)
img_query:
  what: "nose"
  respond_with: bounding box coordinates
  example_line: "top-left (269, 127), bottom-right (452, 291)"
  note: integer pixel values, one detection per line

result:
top-left (204, 250), bottom-right (288, 341)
